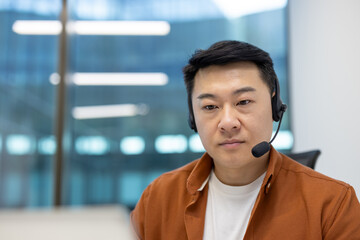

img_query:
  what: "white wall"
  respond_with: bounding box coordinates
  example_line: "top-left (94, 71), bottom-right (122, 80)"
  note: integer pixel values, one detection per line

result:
top-left (289, 0), bottom-right (360, 196)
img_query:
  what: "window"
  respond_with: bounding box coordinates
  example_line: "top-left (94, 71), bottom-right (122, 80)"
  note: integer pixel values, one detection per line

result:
top-left (0, 0), bottom-right (290, 209)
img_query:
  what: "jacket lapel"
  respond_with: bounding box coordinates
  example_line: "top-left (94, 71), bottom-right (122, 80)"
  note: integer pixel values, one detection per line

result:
top-left (184, 186), bottom-right (209, 240)
top-left (184, 153), bottom-right (213, 240)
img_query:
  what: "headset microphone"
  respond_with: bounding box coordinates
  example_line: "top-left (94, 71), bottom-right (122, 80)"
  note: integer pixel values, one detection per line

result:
top-left (251, 104), bottom-right (287, 158)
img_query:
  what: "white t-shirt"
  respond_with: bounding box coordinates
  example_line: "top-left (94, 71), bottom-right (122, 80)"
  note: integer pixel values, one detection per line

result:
top-left (203, 170), bottom-right (266, 240)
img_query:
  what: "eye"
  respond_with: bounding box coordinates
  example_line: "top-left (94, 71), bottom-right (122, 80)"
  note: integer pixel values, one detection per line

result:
top-left (203, 105), bottom-right (218, 111)
top-left (237, 100), bottom-right (251, 106)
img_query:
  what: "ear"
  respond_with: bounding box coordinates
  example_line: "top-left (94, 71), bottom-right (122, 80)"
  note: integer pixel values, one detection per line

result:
top-left (272, 91), bottom-right (276, 98)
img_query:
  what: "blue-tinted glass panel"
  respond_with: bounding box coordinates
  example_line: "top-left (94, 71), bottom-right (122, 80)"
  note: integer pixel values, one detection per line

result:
top-left (0, 0), bottom-right (59, 208)
top-left (63, 0), bottom-right (290, 209)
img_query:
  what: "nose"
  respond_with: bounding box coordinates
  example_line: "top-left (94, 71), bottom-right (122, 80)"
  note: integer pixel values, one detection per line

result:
top-left (218, 106), bottom-right (241, 133)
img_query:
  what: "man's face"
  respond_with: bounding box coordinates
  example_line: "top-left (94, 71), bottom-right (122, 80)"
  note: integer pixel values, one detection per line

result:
top-left (192, 62), bottom-right (273, 173)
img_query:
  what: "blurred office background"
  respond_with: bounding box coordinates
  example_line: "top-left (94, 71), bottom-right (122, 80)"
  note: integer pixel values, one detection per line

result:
top-left (0, 0), bottom-right (359, 211)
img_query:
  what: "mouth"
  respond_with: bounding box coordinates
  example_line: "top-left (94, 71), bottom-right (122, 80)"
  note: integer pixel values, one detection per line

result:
top-left (219, 139), bottom-right (245, 149)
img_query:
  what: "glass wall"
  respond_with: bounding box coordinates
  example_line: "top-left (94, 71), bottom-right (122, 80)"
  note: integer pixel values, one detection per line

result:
top-left (0, 0), bottom-right (290, 209)
top-left (0, 0), bottom-right (61, 207)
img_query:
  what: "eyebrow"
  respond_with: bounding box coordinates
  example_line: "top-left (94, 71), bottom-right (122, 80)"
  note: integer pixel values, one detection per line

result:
top-left (196, 86), bottom-right (256, 100)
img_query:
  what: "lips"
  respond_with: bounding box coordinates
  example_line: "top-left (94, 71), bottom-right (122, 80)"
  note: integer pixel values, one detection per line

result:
top-left (219, 139), bottom-right (245, 147)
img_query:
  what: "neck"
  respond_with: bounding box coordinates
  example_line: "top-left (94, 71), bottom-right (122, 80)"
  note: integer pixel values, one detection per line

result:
top-left (213, 153), bottom-right (269, 186)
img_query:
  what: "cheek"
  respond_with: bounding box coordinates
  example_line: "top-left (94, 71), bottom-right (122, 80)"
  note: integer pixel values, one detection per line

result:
top-left (252, 110), bottom-right (274, 138)
top-left (196, 116), bottom-right (213, 137)
top-left (195, 116), bottom-right (216, 146)
top-left (244, 104), bottom-right (273, 132)
top-left (193, 105), bottom-right (213, 129)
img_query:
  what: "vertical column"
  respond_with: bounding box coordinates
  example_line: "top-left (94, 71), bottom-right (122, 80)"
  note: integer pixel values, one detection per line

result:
top-left (54, 0), bottom-right (68, 206)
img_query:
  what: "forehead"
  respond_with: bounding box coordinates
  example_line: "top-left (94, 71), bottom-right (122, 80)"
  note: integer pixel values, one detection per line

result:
top-left (193, 62), bottom-right (268, 95)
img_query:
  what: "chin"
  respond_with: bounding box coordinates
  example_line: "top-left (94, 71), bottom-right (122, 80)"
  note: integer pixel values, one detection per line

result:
top-left (212, 151), bottom-right (253, 167)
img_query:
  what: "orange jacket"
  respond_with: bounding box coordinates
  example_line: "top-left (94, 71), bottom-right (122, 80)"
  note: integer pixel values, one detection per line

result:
top-left (131, 147), bottom-right (360, 239)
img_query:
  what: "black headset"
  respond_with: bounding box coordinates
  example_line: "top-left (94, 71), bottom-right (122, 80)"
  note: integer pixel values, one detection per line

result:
top-left (188, 76), bottom-right (287, 132)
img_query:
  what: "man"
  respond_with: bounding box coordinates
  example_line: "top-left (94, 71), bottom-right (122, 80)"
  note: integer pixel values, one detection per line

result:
top-left (131, 40), bottom-right (360, 239)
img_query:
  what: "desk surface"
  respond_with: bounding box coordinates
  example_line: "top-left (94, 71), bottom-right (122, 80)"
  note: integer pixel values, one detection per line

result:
top-left (0, 205), bottom-right (135, 240)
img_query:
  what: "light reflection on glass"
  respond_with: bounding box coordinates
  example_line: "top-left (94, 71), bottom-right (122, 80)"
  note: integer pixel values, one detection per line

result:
top-left (272, 130), bottom-right (294, 150)
top-left (38, 136), bottom-right (56, 155)
top-left (155, 135), bottom-right (187, 154)
top-left (75, 136), bottom-right (109, 155)
top-left (6, 134), bottom-right (35, 155)
top-left (120, 136), bottom-right (145, 155)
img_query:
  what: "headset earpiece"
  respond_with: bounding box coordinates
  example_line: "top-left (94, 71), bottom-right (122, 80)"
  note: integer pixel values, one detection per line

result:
top-left (271, 77), bottom-right (287, 122)
top-left (188, 109), bottom-right (197, 132)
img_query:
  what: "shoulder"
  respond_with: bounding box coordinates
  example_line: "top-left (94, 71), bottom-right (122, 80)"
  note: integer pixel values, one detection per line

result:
top-left (279, 153), bottom-right (350, 190)
top-left (274, 153), bottom-right (360, 233)
top-left (142, 159), bottom-right (200, 197)
top-left (151, 159), bottom-right (199, 189)
top-left (131, 158), bottom-right (200, 225)
top-left (275, 153), bottom-right (357, 217)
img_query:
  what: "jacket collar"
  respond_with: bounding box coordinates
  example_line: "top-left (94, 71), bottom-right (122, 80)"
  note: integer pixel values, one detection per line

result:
top-left (186, 146), bottom-right (283, 195)
top-left (261, 146), bottom-right (283, 194)
top-left (186, 153), bottom-right (213, 195)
